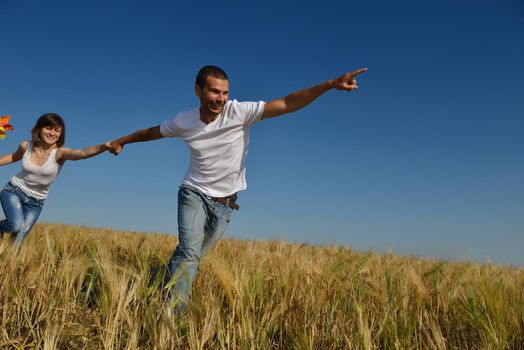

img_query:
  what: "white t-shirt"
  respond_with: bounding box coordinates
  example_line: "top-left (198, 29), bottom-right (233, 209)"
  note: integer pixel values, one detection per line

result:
top-left (160, 99), bottom-right (265, 197)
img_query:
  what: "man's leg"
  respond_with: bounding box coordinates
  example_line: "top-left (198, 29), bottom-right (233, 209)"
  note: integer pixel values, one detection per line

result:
top-left (201, 200), bottom-right (233, 257)
top-left (166, 186), bottom-right (207, 309)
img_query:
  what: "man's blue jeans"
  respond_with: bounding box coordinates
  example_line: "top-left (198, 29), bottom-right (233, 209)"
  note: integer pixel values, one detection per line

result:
top-left (167, 185), bottom-right (233, 309)
top-left (0, 182), bottom-right (44, 245)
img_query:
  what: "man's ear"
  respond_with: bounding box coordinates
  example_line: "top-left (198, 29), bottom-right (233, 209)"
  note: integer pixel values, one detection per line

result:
top-left (195, 84), bottom-right (202, 97)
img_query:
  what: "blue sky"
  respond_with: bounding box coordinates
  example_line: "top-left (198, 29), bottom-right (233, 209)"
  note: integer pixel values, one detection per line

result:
top-left (1, 0), bottom-right (523, 266)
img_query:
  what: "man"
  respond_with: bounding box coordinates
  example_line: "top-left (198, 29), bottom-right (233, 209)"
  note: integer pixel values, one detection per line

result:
top-left (107, 65), bottom-right (367, 309)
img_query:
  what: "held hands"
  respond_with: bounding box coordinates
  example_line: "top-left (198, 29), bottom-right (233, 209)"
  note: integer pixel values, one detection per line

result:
top-left (105, 140), bottom-right (123, 155)
top-left (330, 67), bottom-right (368, 92)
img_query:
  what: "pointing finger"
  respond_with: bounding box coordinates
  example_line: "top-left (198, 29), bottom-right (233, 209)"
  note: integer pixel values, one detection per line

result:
top-left (349, 67), bottom-right (368, 77)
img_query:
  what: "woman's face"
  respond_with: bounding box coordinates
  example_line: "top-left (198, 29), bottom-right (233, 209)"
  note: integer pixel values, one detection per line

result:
top-left (39, 126), bottom-right (62, 146)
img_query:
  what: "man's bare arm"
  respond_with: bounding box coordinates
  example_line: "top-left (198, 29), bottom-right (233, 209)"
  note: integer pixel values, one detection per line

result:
top-left (262, 68), bottom-right (367, 120)
top-left (107, 125), bottom-right (164, 155)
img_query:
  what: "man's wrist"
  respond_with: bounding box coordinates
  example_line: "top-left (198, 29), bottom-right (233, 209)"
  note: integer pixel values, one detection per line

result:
top-left (114, 137), bottom-right (126, 146)
top-left (326, 78), bottom-right (337, 90)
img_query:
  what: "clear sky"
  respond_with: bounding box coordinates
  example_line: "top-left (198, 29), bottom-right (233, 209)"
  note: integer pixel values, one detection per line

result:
top-left (1, 0), bottom-right (523, 266)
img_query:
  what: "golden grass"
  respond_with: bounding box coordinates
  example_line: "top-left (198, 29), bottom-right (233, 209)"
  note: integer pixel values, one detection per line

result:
top-left (0, 223), bottom-right (522, 349)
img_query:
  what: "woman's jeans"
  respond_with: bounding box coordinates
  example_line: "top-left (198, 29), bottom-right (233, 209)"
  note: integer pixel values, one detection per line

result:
top-left (0, 182), bottom-right (44, 245)
top-left (167, 185), bottom-right (233, 309)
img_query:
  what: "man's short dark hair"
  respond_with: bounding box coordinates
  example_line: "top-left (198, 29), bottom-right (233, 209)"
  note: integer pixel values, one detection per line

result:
top-left (196, 65), bottom-right (228, 89)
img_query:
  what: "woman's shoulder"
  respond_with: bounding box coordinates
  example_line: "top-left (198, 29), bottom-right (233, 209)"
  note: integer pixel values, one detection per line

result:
top-left (54, 145), bottom-right (65, 156)
top-left (55, 145), bottom-right (72, 154)
top-left (19, 140), bottom-right (30, 151)
top-left (54, 146), bottom-right (72, 164)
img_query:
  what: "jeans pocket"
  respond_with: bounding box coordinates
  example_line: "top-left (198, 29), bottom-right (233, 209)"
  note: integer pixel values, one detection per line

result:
top-left (2, 182), bottom-right (16, 192)
top-left (219, 204), bottom-right (233, 224)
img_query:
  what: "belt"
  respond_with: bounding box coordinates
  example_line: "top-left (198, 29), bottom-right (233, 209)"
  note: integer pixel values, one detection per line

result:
top-left (208, 193), bottom-right (239, 210)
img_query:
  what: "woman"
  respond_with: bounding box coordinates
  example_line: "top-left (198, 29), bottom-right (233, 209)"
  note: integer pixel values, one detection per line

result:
top-left (0, 113), bottom-right (109, 245)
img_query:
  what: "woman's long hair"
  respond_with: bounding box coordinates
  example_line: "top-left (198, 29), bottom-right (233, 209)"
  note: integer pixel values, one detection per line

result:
top-left (31, 113), bottom-right (66, 147)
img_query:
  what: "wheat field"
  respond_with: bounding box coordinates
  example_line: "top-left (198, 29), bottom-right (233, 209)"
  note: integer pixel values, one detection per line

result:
top-left (0, 223), bottom-right (522, 349)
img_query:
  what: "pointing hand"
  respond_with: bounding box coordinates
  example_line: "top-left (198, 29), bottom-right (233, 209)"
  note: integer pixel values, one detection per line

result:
top-left (331, 67), bottom-right (368, 92)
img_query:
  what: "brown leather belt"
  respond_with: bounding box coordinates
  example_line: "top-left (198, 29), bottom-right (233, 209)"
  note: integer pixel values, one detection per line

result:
top-left (209, 193), bottom-right (239, 210)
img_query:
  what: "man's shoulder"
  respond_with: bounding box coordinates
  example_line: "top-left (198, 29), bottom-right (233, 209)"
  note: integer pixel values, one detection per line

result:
top-left (160, 107), bottom-right (200, 137)
top-left (223, 99), bottom-right (263, 115)
top-left (175, 107), bottom-right (200, 120)
top-left (224, 99), bottom-right (245, 109)
top-left (167, 107), bottom-right (199, 125)
top-left (222, 99), bottom-right (266, 125)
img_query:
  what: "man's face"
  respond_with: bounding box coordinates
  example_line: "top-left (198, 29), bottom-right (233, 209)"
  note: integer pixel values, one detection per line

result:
top-left (196, 76), bottom-right (229, 116)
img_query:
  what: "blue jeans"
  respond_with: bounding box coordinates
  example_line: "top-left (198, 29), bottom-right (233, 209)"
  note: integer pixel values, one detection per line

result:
top-left (0, 182), bottom-right (45, 245)
top-left (167, 185), bottom-right (233, 309)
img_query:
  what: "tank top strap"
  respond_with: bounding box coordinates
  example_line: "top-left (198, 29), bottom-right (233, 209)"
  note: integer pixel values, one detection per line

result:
top-left (50, 147), bottom-right (60, 163)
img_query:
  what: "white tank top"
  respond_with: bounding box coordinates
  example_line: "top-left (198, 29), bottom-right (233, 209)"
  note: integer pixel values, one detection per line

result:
top-left (10, 143), bottom-right (63, 200)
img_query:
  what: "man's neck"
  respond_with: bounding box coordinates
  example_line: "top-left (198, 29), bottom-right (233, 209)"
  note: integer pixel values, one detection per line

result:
top-left (199, 108), bottom-right (220, 125)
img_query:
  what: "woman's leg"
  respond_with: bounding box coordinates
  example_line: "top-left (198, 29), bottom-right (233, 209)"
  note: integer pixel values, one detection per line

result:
top-left (0, 186), bottom-right (25, 237)
top-left (13, 198), bottom-right (43, 246)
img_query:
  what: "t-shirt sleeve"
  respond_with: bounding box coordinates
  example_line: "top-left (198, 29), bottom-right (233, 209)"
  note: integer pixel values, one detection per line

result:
top-left (235, 100), bottom-right (266, 127)
top-left (160, 117), bottom-right (180, 138)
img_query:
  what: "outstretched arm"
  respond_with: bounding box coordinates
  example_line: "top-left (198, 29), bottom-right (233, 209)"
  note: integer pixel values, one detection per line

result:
top-left (57, 143), bottom-right (110, 162)
top-left (262, 68), bottom-right (367, 120)
top-left (0, 141), bottom-right (27, 166)
top-left (107, 125), bottom-right (164, 155)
